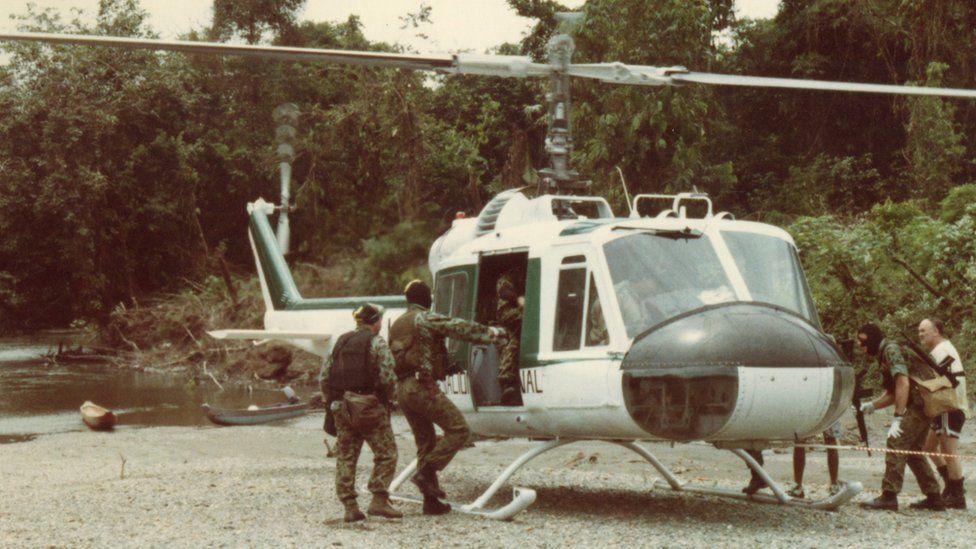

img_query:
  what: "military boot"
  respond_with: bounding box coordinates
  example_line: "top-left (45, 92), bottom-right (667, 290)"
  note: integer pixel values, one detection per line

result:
top-left (943, 479), bottom-right (967, 510)
top-left (422, 495), bottom-right (451, 515)
top-left (367, 494), bottom-right (403, 519)
top-left (343, 500), bottom-right (366, 523)
top-left (907, 493), bottom-right (945, 511)
top-left (860, 491), bottom-right (898, 511)
top-left (411, 465), bottom-right (438, 497)
top-left (429, 470), bottom-right (447, 500)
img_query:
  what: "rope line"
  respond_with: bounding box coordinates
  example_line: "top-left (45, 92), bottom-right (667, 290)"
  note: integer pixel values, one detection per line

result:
top-left (796, 442), bottom-right (976, 461)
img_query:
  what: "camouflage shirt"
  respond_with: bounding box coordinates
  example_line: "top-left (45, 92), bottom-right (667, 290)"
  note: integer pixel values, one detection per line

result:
top-left (320, 325), bottom-right (397, 402)
top-left (877, 338), bottom-right (922, 409)
top-left (495, 271), bottom-right (523, 337)
top-left (408, 303), bottom-right (498, 378)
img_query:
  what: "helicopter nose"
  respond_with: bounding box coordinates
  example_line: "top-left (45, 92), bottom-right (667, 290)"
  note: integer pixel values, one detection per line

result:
top-left (621, 302), bottom-right (853, 442)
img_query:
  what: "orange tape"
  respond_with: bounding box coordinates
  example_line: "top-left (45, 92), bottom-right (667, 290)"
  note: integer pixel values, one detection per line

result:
top-left (796, 443), bottom-right (976, 461)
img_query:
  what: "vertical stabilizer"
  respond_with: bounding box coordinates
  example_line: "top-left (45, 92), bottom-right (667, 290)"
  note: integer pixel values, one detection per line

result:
top-left (245, 198), bottom-right (407, 312)
top-left (248, 199), bottom-right (302, 311)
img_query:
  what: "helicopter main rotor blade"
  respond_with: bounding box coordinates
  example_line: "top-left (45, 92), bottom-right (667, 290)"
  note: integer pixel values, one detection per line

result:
top-left (566, 62), bottom-right (976, 99)
top-left (0, 31), bottom-right (456, 71)
top-left (671, 71), bottom-right (976, 99)
top-left (0, 32), bottom-right (551, 78)
top-left (6, 32), bottom-right (975, 98)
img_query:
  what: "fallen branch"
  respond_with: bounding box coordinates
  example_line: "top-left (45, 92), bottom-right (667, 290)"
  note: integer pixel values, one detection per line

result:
top-left (184, 325), bottom-right (202, 348)
top-left (119, 453), bottom-right (127, 480)
top-left (890, 255), bottom-right (952, 307)
top-left (202, 361), bottom-right (224, 391)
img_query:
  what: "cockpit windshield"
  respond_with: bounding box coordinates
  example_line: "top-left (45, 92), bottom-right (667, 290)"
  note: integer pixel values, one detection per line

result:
top-left (604, 232), bottom-right (735, 338)
top-left (721, 230), bottom-right (819, 326)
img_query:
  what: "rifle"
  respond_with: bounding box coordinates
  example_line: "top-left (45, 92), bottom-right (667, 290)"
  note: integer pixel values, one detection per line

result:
top-left (853, 370), bottom-right (873, 454)
top-left (899, 330), bottom-right (961, 388)
top-left (841, 338), bottom-right (872, 454)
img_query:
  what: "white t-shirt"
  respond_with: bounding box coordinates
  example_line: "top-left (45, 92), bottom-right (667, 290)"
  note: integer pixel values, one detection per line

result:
top-left (930, 340), bottom-right (970, 417)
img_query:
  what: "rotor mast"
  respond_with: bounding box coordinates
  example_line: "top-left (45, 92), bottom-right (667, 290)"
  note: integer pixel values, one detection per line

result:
top-left (538, 13), bottom-right (587, 194)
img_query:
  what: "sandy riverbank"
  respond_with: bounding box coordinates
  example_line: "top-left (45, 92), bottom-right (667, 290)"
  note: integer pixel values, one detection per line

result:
top-left (2, 413), bottom-right (975, 548)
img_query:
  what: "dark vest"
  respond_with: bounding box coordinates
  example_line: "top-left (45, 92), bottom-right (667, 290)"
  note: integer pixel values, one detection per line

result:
top-left (327, 329), bottom-right (377, 398)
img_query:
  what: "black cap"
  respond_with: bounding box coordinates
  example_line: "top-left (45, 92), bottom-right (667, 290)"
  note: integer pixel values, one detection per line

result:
top-left (404, 279), bottom-right (432, 309)
top-left (353, 303), bottom-right (383, 325)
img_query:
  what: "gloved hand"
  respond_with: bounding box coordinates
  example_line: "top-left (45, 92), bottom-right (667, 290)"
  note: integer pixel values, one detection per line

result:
top-left (887, 416), bottom-right (903, 440)
top-left (859, 401), bottom-right (875, 415)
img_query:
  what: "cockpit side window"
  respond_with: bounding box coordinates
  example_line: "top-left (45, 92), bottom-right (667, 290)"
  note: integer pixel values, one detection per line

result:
top-left (553, 267), bottom-right (586, 351)
top-left (585, 273), bottom-right (609, 347)
top-left (434, 271), bottom-right (469, 352)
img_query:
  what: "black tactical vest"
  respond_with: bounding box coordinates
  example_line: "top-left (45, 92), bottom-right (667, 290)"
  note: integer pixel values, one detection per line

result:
top-left (327, 329), bottom-right (377, 397)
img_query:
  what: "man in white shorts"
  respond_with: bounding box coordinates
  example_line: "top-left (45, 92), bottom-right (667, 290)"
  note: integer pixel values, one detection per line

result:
top-left (918, 318), bottom-right (968, 509)
top-left (787, 420), bottom-right (842, 498)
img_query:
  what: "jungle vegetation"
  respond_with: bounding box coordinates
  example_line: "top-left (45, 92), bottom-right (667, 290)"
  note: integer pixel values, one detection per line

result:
top-left (1, 0), bottom-right (974, 370)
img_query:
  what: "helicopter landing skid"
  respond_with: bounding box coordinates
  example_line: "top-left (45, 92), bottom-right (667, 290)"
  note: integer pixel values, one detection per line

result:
top-left (616, 442), bottom-right (861, 511)
top-left (383, 439), bottom-right (860, 520)
top-left (386, 439), bottom-right (570, 520)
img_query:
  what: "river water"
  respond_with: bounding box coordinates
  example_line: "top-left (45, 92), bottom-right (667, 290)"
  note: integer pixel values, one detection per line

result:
top-left (0, 333), bottom-right (309, 444)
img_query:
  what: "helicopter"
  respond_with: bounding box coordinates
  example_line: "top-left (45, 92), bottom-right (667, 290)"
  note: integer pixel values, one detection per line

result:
top-left (4, 13), bottom-right (976, 520)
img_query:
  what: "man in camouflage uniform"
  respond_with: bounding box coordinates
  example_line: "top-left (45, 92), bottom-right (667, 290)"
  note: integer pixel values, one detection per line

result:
top-left (495, 270), bottom-right (524, 406)
top-left (856, 323), bottom-right (944, 511)
top-left (390, 280), bottom-right (506, 515)
top-left (320, 304), bottom-right (402, 522)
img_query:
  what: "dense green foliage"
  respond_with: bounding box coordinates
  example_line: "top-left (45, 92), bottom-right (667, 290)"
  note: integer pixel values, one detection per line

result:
top-left (0, 0), bottom-right (974, 369)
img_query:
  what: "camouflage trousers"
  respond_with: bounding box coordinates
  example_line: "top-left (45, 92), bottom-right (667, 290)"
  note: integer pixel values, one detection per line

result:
top-left (334, 406), bottom-right (397, 503)
top-left (882, 406), bottom-right (941, 495)
top-left (396, 376), bottom-right (470, 472)
top-left (498, 339), bottom-right (520, 389)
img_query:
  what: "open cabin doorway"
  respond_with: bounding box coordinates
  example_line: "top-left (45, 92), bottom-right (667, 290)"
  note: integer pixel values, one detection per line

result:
top-left (470, 251), bottom-right (528, 407)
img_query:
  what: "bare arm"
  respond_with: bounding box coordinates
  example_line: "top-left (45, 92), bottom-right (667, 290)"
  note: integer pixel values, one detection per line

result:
top-left (872, 390), bottom-right (895, 410)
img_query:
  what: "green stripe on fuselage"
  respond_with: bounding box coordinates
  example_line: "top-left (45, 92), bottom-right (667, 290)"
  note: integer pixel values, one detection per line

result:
top-left (520, 257), bottom-right (541, 366)
top-left (248, 206), bottom-right (406, 311)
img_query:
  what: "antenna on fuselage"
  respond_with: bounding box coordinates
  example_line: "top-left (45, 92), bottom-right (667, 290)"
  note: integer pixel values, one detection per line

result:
top-left (615, 166), bottom-right (633, 216)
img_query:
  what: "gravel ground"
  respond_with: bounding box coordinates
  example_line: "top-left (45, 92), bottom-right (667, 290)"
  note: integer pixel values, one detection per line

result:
top-left (2, 413), bottom-right (974, 548)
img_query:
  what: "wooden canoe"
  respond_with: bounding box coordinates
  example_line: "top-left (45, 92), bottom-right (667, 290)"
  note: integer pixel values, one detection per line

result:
top-left (202, 402), bottom-right (307, 426)
top-left (80, 401), bottom-right (117, 431)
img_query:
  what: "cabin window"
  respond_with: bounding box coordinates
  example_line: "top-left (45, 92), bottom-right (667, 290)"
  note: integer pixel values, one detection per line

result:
top-left (434, 272), bottom-right (468, 317)
top-left (434, 271), bottom-right (469, 352)
top-left (585, 273), bottom-right (609, 346)
top-left (553, 267), bottom-right (585, 351)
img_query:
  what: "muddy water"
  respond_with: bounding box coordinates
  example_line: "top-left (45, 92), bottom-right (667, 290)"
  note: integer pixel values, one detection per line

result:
top-left (0, 333), bottom-right (311, 443)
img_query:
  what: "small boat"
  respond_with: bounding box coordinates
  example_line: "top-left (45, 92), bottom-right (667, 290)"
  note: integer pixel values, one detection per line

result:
top-left (202, 402), bottom-right (308, 426)
top-left (80, 401), bottom-right (117, 431)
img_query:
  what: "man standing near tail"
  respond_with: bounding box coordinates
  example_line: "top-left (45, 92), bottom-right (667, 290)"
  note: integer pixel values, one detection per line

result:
top-left (390, 280), bottom-right (506, 515)
top-left (321, 304), bottom-right (402, 522)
